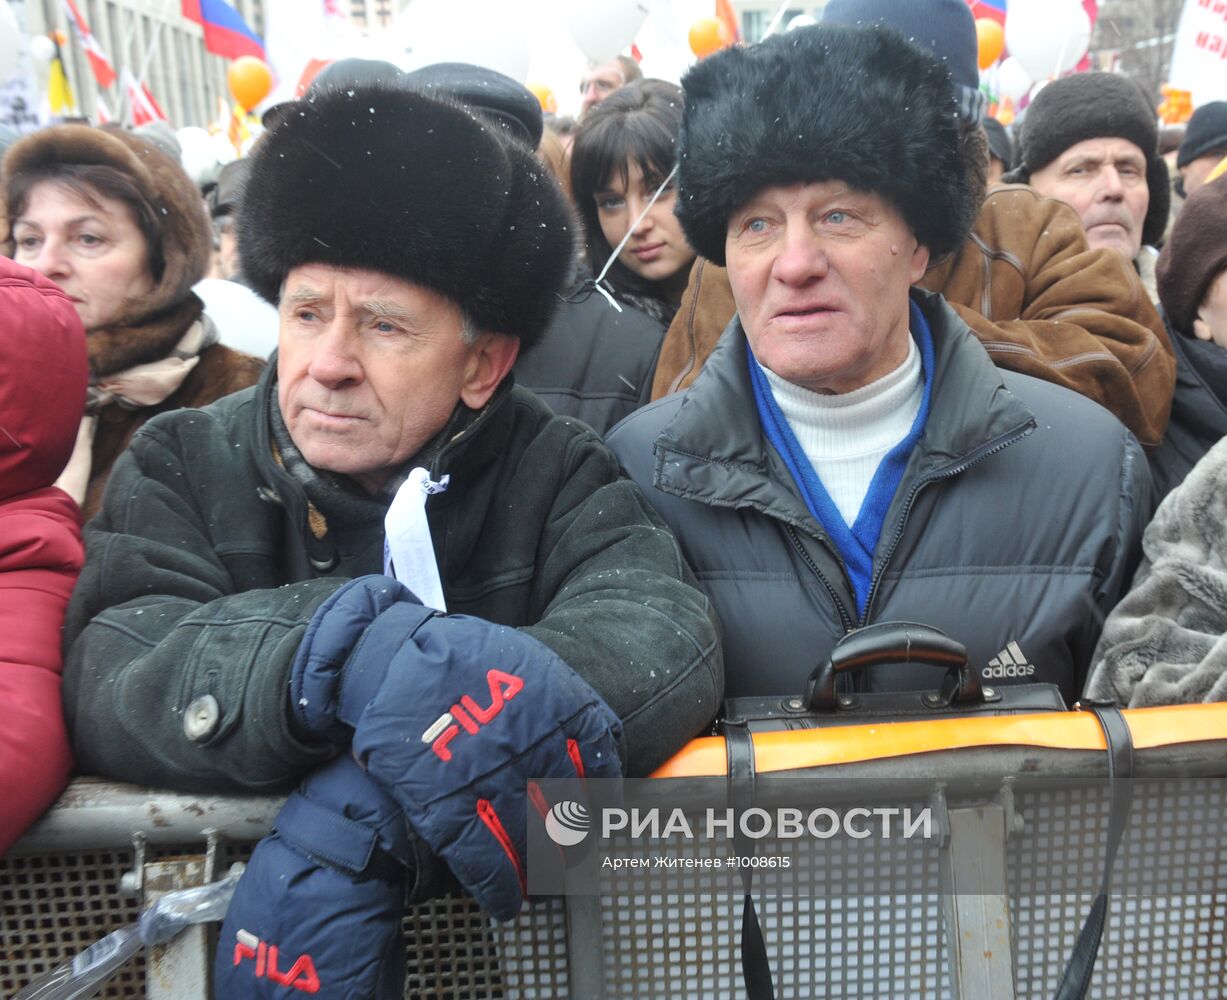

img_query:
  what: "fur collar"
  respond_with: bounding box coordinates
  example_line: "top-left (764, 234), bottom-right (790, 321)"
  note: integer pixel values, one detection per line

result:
top-left (88, 293), bottom-right (204, 378)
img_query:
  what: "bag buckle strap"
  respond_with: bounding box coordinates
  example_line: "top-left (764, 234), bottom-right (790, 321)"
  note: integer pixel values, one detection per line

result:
top-left (725, 722), bottom-right (775, 1000)
top-left (1052, 703), bottom-right (1135, 1000)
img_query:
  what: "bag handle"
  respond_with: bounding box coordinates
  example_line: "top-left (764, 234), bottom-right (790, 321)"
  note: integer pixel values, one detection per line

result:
top-left (806, 622), bottom-right (981, 710)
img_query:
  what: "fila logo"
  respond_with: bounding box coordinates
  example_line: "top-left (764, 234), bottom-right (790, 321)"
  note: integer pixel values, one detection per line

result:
top-left (233, 929), bottom-right (320, 993)
top-left (984, 641), bottom-right (1037, 679)
top-left (422, 669), bottom-right (525, 762)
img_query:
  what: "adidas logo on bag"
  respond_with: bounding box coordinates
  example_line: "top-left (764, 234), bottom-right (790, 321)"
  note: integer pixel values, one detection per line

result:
top-left (983, 641), bottom-right (1037, 679)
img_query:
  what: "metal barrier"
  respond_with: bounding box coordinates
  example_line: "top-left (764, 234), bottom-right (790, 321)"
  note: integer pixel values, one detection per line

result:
top-left (3, 705), bottom-right (1227, 999)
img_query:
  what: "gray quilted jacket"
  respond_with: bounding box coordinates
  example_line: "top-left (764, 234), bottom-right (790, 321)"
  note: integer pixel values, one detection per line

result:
top-left (607, 290), bottom-right (1152, 702)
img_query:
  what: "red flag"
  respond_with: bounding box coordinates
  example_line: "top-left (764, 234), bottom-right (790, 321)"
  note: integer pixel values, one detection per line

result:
top-left (123, 69), bottom-right (167, 126)
top-left (62, 0), bottom-right (117, 88)
top-left (715, 0), bottom-right (741, 44)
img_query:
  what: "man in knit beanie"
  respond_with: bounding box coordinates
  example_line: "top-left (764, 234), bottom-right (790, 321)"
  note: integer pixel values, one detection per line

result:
top-left (608, 24), bottom-right (1149, 718)
top-left (650, 0), bottom-right (1174, 450)
top-left (1009, 73), bottom-right (1169, 267)
top-left (1176, 102), bottom-right (1227, 197)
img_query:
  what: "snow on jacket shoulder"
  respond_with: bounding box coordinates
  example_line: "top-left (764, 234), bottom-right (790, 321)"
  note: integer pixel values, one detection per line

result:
top-left (610, 289), bottom-right (1151, 702)
top-left (63, 366), bottom-right (722, 792)
top-left (0, 258), bottom-right (88, 855)
top-left (1087, 434), bottom-right (1227, 707)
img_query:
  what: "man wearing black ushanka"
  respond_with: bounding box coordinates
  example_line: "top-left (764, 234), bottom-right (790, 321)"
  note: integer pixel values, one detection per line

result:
top-left (62, 84), bottom-right (721, 997)
top-left (608, 25), bottom-right (1150, 702)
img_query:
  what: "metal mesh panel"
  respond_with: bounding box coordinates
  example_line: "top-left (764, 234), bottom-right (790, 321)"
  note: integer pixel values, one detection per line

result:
top-left (401, 894), bottom-right (570, 998)
top-left (0, 845), bottom-right (569, 1000)
top-left (4, 772), bottom-right (1227, 998)
top-left (597, 824), bottom-right (949, 997)
top-left (2, 847), bottom-right (148, 998)
top-left (1008, 780), bottom-right (1227, 999)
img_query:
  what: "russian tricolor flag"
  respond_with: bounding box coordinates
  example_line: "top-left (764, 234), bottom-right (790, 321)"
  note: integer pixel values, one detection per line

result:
top-left (182, 0), bottom-right (265, 61)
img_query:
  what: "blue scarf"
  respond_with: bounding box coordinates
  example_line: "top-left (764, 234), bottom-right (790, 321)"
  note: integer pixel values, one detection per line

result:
top-left (748, 300), bottom-right (935, 618)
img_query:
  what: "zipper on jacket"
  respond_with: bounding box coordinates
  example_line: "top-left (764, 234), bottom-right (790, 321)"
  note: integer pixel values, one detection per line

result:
top-left (860, 425), bottom-right (1034, 625)
top-left (783, 523), bottom-right (855, 633)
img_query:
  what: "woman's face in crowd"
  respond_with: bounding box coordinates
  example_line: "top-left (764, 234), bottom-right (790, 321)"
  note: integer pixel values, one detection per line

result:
top-left (1195, 269), bottom-right (1227, 350)
top-left (12, 180), bottom-right (154, 333)
top-left (595, 159), bottom-right (695, 285)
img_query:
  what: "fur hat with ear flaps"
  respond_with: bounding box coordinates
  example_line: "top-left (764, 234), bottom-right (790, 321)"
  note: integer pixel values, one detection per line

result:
top-left (240, 85), bottom-right (575, 348)
top-left (675, 25), bottom-right (975, 267)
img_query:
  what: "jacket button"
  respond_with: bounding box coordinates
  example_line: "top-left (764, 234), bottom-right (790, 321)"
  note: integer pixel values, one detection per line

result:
top-left (183, 695), bottom-right (220, 741)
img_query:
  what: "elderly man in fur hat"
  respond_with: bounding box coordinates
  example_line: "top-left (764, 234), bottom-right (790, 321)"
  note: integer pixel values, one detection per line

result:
top-left (608, 25), bottom-right (1150, 706)
top-left (651, 0), bottom-right (1174, 453)
top-left (63, 85), bottom-right (721, 995)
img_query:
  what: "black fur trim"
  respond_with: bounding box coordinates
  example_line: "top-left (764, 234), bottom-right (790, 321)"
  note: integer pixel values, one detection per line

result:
top-left (675, 25), bottom-right (974, 266)
top-left (239, 86), bottom-right (575, 348)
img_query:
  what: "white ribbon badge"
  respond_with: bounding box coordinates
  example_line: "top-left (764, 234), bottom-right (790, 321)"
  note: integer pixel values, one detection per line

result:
top-left (383, 467), bottom-right (450, 612)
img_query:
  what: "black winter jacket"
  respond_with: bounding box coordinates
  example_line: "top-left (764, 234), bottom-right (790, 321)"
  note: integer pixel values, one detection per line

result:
top-left (63, 369), bottom-right (722, 791)
top-left (513, 277), bottom-right (665, 436)
top-left (607, 290), bottom-right (1151, 703)
top-left (1148, 325), bottom-right (1227, 500)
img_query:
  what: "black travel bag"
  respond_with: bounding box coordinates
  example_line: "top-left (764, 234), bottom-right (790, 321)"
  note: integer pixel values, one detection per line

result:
top-left (720, 620), bottom-right (1067, 732)
top-left (718, 621), bottom-right (1131, 1000)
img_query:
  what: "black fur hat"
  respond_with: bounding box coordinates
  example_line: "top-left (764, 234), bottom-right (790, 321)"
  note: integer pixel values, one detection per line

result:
top-left (675, 24), bottom-right (974, 266)
top-left (240, 85), bottom-right (575, 348)
top-left (1006, 72), bottom-right (1170, 248)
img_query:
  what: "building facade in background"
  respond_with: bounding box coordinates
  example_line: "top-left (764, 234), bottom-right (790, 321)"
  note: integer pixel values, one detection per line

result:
top-left (18, 0), bottom-right (265, 128)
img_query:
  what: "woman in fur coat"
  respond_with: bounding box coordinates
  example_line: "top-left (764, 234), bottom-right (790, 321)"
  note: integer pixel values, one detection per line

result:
top-left (1087, 429), bottom-right (1227, 707)
top-left (1146, 175), bottom-right (1227, 499)
top-left (2, 123), bottom-right (263, 519)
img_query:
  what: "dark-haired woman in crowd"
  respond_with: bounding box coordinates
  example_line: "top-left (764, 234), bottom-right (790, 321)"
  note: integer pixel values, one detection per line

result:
top-left (570, 79), bottom-right (695, 325)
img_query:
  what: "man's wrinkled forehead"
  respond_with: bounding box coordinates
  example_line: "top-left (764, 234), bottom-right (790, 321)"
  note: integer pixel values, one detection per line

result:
top-left (278, 265), bottom-right (433, 322)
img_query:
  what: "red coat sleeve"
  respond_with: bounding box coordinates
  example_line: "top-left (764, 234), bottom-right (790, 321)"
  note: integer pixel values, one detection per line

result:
top-left (0, 487), bottom-right (83, 855)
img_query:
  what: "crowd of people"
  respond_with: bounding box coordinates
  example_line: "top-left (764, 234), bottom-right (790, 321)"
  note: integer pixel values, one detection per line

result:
top-left (3, 0), bottom-right (1227, 990)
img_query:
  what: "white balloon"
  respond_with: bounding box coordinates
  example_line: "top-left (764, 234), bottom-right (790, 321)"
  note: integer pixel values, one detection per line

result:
top-left (176, 126), bottom-right (219, 184)
top-left (396, 0), bottom-right (532, 83)
top-left (28, 34), bottom-right (55, 66)
top-left (209, 130), bottom-right (238, 167)
top-left (1005, 0), bottom-right (1091, 81)
top-left (0, 2), bottom-right (20, 81)
top-left (565, 0), bottom-right (649, 64)
top-left (787, 14), bottom-right (817, 32)
top-left (996, 56), bottom-right (1033, 103)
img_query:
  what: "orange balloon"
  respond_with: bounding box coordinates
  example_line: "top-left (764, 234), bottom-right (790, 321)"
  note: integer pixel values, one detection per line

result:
top-left (689, 17), bottom-right (730, 59)
top-left (975, 18), bottom-right (1005, 70)
top-left (228, 56), bottom-right (273, 112)
top-left (527, 82), bottom-right (558, 116)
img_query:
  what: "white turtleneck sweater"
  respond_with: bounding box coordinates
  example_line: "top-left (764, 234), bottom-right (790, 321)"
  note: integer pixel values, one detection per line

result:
top-left (761, 337), bottom-right (923, 528)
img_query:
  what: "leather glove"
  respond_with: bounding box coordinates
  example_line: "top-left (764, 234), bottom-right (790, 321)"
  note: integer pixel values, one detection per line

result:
top-left (289, 575), bottom-right (623, 920)
top-left (213, 754), bottom-right (409, 999)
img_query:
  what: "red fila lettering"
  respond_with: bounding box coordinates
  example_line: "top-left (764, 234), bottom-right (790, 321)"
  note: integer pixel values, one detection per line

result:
top-left (425, 669), bottom-right (525, 761)
top-left (233, 929), bottom-right (321, 993)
